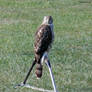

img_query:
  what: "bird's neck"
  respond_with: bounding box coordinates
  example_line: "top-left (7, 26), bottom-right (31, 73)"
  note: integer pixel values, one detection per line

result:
top-left (41, 23), bottom-right (53, 31)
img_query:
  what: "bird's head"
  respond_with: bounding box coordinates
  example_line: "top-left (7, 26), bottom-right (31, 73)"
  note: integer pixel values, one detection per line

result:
top-left (42, 16), bottom-right (53, 25)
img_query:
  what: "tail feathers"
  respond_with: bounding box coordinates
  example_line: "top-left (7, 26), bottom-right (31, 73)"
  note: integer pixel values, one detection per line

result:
top-left (35, 63), bottom-right (43, 78)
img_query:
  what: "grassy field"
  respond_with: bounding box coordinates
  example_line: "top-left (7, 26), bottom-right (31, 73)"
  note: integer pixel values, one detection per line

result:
top-left (0, 0), bottom-right (92, 92)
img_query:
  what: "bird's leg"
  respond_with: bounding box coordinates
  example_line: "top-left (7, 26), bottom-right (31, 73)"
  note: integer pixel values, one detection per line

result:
top-left (45, 59), bottom-right (58, 92)
top-left (23, 59), bottom-right (36, 84)
top-left (41, 52), bottom-right (48, 65)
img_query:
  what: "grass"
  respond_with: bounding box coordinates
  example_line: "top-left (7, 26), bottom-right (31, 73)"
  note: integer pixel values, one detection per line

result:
top-left (0, 0), bottom-right (92, 92)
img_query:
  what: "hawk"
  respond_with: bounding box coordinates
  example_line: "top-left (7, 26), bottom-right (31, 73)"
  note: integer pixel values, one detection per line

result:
top-left (34, 16), bottom-right (54, 78)
top-left (15, 16), bottom-right (55, 87)
top-left (22, 16), bottom-right (54, 85)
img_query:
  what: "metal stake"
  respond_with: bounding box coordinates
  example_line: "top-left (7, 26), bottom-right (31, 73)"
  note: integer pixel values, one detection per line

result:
top-left (14, 52), bottom-right (58, 92)
top-left (23, 60), bottom-right (36, 84)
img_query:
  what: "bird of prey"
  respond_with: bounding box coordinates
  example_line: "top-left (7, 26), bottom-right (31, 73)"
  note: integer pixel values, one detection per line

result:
top-left (23, 16), bottom-right (54, 84)
top-left (34, 16), bottom-right (54, 78)
top-left (15, 16), bottom-right (58, 92)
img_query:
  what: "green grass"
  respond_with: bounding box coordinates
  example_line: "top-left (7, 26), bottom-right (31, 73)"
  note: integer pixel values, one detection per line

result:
top-left (0, 0), bottom-right (92, 92)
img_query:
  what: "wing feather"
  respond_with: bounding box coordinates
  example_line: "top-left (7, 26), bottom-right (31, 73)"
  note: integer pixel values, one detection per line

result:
top-left (34, 25), bottom-right (52, 54)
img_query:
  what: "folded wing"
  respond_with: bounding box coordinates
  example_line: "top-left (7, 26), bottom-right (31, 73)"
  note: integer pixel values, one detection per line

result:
top-left (34, 24), bottom-right (53, 55)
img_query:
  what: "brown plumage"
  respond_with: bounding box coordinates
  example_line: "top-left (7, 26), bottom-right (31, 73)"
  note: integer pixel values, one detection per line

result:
top-left (34, 16), bottom-right (54, 78)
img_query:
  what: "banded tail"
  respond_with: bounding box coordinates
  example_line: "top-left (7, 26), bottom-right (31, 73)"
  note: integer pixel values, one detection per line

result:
top-left (35, 63), bottom-right (43, 78)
